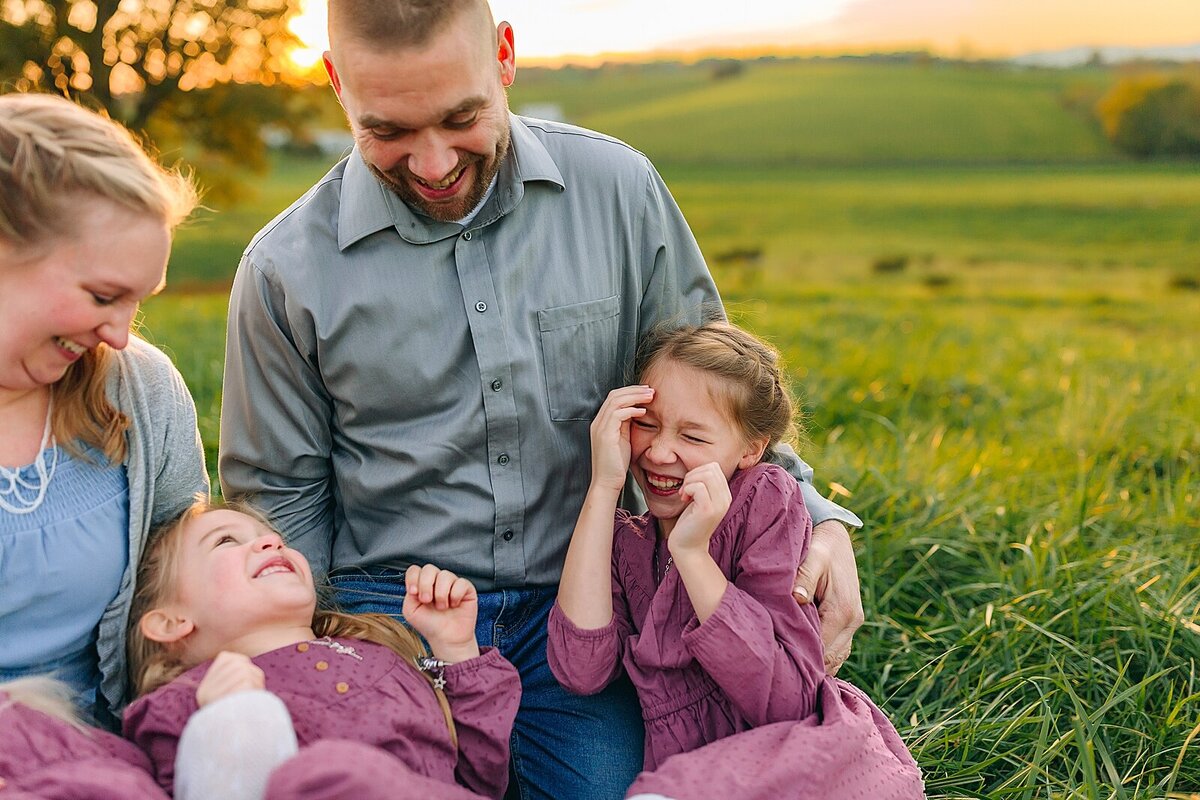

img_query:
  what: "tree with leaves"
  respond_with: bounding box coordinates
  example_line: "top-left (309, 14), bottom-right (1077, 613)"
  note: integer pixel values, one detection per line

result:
top-left (1096, 73), bottom-right (1200, 159)
top-left (1, 0), bottom-right (312, 198)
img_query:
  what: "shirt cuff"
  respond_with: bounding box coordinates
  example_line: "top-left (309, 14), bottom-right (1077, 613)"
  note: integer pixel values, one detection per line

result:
top-left (798, 481), bottom-right (863, 529)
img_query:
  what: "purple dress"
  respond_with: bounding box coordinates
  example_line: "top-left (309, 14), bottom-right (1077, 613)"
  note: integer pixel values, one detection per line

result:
top-left (123, 640), bottom-right (520, 800)
top-left (0, 692), bottom-right (166, 799)
top-left (547, 463), bottom-right (924, 800)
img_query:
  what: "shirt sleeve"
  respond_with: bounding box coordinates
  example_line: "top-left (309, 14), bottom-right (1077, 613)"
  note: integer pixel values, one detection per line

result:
top-left (546, 604), bottom-right (625, 696)
top-left (442, 647), bottom-right (521, 800)
top-left (765, 443), bottom-right (863, 529)
top-left (122, 684), bottom-right (197, 793)
top-left (545, 521), bottom-right (636, 696)
top-left (218, 255), bottom-right (337, 577)
top-left (681, 469), bottom-right (827, 726)
top-left (636, 159), bottom-right (720, 336)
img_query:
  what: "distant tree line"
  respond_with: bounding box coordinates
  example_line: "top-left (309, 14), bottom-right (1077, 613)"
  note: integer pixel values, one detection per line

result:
top-left (1096, 73), bottom-right (1200, 158)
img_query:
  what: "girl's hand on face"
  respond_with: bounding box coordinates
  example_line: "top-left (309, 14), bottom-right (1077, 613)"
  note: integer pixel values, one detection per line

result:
top-left (667, 462), bottom-right (732, 558)
top-left (403, 564), bottom-right (481, 664)
top-left (195, 651), bottom-right (266, 707)
top-left (589, 386), bottom-right (654, 494)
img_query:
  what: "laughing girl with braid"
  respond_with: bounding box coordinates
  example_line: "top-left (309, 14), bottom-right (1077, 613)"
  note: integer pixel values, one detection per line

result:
top-left (549, 321), bottom-right (925, 800)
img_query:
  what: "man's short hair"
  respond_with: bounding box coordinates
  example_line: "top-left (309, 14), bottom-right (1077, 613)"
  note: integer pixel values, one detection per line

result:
top-left (328, 0), bottom-right (492, 50)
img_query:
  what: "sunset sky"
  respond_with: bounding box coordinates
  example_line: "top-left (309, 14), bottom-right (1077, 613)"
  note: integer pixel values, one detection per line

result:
top-left (288, 0), bottom-right (1200, 67)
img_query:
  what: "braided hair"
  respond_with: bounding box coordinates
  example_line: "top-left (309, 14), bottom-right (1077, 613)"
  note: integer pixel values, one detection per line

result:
top-left (633, 321), bottom-right (801, 457)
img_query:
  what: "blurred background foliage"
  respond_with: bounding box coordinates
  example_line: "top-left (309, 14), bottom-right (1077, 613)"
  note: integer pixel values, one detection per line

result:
top-left (0, 0), bottom-right (318, 200)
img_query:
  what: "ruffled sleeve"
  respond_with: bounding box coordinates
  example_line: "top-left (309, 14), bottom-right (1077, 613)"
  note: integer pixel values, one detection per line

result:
top-left (122, 677), bottom-right (201, 793)
top-left (442, 647), bottom-right (521, 799)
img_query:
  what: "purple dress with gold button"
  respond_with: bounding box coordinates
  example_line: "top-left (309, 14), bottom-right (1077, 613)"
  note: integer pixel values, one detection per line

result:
top-left (123, 641), bottom-right (519, 800)
top-left (547, 463), bottom-right (925, 800)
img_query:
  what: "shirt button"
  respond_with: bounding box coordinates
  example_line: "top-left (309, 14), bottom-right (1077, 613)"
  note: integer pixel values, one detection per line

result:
top-left (475, 301), bottom-right (487, 313)
top-left (498, 453), bottom-right (510, 465)
top-left (315, 661), bottom-right (329, 671)
top-left (296, 643), bottom-right (309, 653)
top-left (462, 231), bottom-right (472, 240)
top-left (502, 529), bottom-right (514, 541)
top-left (335, 682), bottom-right (349, 694)
top-left (491, 379), bottom-right (502, 392)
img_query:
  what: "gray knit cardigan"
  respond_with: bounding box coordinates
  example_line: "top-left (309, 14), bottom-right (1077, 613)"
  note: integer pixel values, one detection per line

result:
top-left (95, 335), bottom-right (209, 715)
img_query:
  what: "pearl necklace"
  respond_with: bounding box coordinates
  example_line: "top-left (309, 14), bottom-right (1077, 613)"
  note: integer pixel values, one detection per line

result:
top-left (0, 400), bottom-right (58, 515)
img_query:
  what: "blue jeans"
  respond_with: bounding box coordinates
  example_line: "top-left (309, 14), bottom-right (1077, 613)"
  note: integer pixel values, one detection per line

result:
top-left (326, 569), bottom-right (645, 800)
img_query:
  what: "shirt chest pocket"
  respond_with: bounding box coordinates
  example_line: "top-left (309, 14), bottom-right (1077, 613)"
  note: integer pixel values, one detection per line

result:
top-left (537, 295), bottom-right (622, 421)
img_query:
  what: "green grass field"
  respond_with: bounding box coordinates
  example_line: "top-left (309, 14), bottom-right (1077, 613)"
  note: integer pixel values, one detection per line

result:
top-left (141, 58), bottom-right (1200, 798)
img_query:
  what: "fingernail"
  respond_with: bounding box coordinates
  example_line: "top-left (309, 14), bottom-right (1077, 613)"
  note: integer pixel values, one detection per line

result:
top-left (794, 586), bottom-right (809, 601)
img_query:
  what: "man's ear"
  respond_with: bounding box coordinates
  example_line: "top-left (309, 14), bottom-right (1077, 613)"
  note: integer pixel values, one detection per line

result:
top-left (496, 21), bottom-right (516, 87)
top-left (738, 437), bottom-right (770, 470)
top-left (140, 609), bottom-right (195, 644)
top-left (323, 52), bottom-right (343, 98)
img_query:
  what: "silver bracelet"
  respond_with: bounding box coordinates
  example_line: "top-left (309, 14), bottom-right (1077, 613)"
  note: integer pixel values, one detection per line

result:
top-left (417, 656), bottom-right (448, 690)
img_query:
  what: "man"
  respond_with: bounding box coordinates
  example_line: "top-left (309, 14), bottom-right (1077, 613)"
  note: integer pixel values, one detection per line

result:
top-left (219, 2), bottom-right (864, 797)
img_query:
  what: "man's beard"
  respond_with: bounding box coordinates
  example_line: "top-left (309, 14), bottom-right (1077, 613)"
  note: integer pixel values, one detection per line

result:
top-left (371, 125), bottom-right (510, 223)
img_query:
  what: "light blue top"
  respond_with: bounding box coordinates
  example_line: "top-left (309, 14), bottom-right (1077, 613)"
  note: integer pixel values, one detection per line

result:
top-left (0, 338), bottom-right (207, 719)
top-left (0, 443), bottom-right (129, 702)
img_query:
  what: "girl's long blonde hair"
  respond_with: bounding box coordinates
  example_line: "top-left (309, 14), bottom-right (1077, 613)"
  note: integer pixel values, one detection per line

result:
top-left (0, 93), bottom-right (197, 464)
top-left (127, 500), bottom-right (457, 746)
top-left (0, 676), bottom-right (86, 730)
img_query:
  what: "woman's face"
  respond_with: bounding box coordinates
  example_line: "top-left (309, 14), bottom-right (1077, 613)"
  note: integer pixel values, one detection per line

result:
top-left (0, 199), bottom-right (170, 396)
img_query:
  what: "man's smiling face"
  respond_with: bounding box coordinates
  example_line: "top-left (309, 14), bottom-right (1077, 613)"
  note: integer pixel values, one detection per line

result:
top-left (325, 7), bottom-right (516, 221)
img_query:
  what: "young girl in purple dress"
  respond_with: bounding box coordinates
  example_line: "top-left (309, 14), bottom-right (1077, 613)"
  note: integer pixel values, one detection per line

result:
top-left (122, 501), bottom-right (520, 800)
top-left (547, 321), bottom-right (925, 800)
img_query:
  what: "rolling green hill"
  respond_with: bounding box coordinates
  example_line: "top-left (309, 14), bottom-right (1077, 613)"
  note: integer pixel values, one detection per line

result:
top-left (167, 58), bottom-right (1198, 287)
top-left (509, 58), bottom-right (1117, 166)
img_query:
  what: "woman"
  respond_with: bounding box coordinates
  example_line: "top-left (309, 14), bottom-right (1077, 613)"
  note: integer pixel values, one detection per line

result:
top-left (1, 93), bottom-right (303, 800)
top-left (0, 91), bottom-right (206, 725)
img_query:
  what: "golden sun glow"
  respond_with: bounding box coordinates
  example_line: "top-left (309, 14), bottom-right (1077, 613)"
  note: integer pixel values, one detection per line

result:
top-left (284, 0), bottom-right (1200, 70)
top-left (287, 0), bottom-right (327, 70)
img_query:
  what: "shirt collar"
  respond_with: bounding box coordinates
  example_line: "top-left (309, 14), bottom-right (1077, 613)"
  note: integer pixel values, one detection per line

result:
top-left (337, 114), bottom-right (565, 250)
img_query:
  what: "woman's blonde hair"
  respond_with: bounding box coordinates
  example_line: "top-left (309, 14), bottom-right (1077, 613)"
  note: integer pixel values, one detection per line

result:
top-left (126, 500), bottom-right (458, 745)
top-left (633, 320), bottom-right (803, 456)
top-left (0, 92), bottom-right (198, 464)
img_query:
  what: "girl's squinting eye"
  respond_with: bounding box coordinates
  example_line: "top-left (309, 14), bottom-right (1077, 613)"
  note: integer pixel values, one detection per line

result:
top-left (216, 534), bottom-right (237, 546)
top-left (91, 292), bottom-right (116, 306)
top-left (683, 434), bottom-right (709, 444)
top-left (633, 420), bottom-right (656, 429)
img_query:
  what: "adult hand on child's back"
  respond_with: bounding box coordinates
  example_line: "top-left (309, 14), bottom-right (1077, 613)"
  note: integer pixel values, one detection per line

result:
top-left (589, 386), bottom-right (654, 494)
top-left (196, 651), bottom-right (266, 707)
top-left (403, 564), bottom-right (482, 664)
top-left (667, 462), bottom-right (732, 558)
top-left (793, 520), bottom-right (865, 675)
